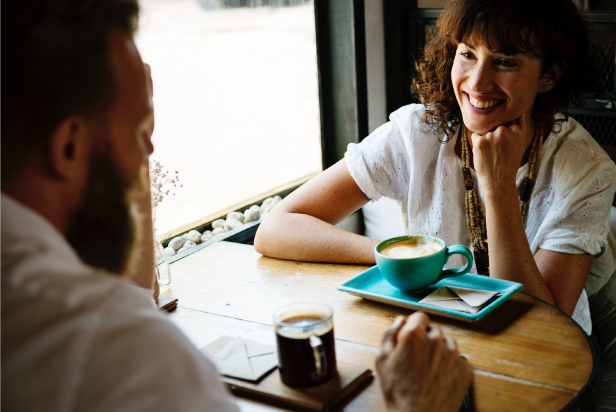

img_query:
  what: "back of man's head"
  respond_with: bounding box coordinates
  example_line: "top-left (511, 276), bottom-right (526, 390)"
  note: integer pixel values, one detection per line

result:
top-left (1, 0), bottom-right (140, 181)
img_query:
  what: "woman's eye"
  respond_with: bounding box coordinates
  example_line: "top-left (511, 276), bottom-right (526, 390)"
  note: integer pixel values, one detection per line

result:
top-left (460, 51), bottom-right (473, 59)
top-left (496, 59), bottom-right (517, 68)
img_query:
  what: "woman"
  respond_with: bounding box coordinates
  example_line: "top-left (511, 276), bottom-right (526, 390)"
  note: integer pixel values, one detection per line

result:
top-left (254, 0), bottom-right (616, 334)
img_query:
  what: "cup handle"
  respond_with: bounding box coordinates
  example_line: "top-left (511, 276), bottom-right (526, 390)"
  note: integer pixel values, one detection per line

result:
top-left (438, 245), bottom-right (473, 280)
top-left (309, 334), bottom-right (328, 380)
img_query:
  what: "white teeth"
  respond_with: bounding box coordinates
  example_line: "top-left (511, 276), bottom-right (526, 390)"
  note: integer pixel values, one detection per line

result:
top-left (469, 95), bottom-right (498, 109)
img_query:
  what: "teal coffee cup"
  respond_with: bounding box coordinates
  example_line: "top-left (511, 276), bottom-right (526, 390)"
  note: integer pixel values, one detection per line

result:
top-left (375, 235), bottom-right (474, 293)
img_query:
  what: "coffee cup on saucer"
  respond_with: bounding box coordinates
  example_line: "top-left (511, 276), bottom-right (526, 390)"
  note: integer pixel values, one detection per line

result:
top-left (375, 235), bottom-right (473, 293)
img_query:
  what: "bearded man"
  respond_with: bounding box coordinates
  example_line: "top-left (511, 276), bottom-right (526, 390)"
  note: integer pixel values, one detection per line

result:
top-left (1, 1), bottom-right (240, 410)
top-left (1, 1), bottom-right (471, 411)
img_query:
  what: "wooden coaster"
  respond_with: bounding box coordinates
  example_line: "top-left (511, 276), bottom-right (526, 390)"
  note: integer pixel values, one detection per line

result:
top-left (157, 295), bottom-right (178, 312)
top-left (204, 336), bottom-right (373, 412)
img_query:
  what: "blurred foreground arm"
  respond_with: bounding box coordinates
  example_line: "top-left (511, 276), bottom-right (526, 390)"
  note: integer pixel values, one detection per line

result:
top-left (123, 63), bottom-right (155, 290)
top-left (377, 312), bottom-right (473, 412)
top-left (254, 159), bottom-right (379, 264)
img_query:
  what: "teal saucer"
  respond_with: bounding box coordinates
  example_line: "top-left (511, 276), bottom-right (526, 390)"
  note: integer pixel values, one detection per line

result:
top-left (337, 266), bottom-right (524, 322)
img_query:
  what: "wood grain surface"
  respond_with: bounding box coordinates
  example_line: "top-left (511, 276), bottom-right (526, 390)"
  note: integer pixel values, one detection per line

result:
top-left (164, 241), bottom-right (594, 412)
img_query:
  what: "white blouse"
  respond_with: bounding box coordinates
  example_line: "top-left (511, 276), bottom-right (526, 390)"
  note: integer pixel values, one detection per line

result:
top-left (346, 104), bottom-right (616, 334)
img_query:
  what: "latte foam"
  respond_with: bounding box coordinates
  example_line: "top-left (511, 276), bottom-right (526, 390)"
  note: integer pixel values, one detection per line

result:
top-left (379, 239), bottom-right (442, 258)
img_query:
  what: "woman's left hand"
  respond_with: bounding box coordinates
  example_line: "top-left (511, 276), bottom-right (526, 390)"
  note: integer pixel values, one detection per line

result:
top-left (470, 113), bottom-right (531, 195)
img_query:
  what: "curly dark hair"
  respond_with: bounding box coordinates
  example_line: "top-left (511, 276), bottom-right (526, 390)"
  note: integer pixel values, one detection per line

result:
top-left (1, 0), bottom-right (140, 180)
top-left (412, 0), bottom-right (603, 141)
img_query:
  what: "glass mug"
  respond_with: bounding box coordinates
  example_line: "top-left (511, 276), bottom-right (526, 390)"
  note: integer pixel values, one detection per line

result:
top-left (273, 302), bottom-right (338, 387)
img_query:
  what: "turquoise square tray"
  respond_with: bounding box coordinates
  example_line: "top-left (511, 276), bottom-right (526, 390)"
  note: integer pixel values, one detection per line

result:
top-left (338, 266), bottom-right (524, 322)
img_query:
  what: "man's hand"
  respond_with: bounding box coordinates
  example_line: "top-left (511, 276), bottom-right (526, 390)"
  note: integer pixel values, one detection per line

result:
top-left (376, 312), bottom-right (473, 412)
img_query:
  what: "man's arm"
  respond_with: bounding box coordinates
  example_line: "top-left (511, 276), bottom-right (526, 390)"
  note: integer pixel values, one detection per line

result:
top-left (123, 63), bottom-right (156, 290)
top-left (123, 171), bottom-right (155, 289)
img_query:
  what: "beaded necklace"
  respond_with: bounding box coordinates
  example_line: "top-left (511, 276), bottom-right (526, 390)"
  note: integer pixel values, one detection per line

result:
top-left (460, 124), bottom-right (543, 274)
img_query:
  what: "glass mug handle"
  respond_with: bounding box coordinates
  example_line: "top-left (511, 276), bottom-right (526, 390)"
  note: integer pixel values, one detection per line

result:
top-left (309, 334), bottom-right (328, 380)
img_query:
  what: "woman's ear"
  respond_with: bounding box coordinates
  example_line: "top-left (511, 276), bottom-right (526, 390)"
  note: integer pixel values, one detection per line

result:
top-left (539, 62), bottom-right (566, 93)
top-left (48, 116), bottom-right (92, 180)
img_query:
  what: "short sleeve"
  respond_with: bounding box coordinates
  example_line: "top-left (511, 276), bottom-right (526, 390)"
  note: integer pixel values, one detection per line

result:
top-left (345, 113), bottom-right (411, 203)
top-left (535, 156), bottom-right (616, 257)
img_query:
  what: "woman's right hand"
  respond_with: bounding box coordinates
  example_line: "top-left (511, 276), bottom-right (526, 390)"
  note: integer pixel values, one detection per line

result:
top-left (470, 112), bottom-right (531, 196)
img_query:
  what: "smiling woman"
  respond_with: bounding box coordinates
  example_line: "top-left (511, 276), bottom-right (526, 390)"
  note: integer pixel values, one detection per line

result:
top-left (254, 0), bottom-right (616, 336)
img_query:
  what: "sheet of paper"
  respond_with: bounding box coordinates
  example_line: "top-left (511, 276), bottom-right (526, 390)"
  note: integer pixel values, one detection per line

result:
top-left (419, 285), bottom-right (499, 314)
top-left (446, 286), bottom-right (498, 308)
top-left (422, 286), bottom-right (460, 301)
top-left (210, 337), bottom-right (278, 382)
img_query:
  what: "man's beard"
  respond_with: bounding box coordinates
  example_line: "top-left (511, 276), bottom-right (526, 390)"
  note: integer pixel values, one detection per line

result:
top-left (66, 154), bottom-right (136, 275)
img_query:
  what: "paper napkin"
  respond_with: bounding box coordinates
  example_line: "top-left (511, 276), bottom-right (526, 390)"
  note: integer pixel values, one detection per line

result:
top-left (419, 286), bottom-right (499, 314)
top-left (210, 337), bottom-right (278, 382)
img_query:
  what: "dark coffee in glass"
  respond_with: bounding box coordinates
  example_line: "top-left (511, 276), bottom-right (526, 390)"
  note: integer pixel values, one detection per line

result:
top-left (274, 303), bottom-right (337, 387)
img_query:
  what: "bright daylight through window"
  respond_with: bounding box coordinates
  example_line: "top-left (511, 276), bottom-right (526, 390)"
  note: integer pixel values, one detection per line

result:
top-left (136, 0), bottom-right (322, 239)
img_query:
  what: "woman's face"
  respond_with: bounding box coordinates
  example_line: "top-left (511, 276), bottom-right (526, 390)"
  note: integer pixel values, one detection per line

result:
top-left (451, 38), bottom-right (554, 135)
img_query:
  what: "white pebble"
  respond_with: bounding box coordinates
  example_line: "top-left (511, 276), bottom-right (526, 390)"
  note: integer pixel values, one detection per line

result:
top-left (264, 197), bottom-right (281, 213)
top-left (186, 230), bottom-right (202, 243)
top-left (177, 240), bottom-right (197, 254)
top-left (262, 197), bottom-right (274, 207)
top-left (202, 230), bottom-right (213, 237)
top-left (244, 208), bottom-right (261, 223)
top-left (201, 234), bottom-right (213, 243)
top-left (164, 246), bottom-right (176, 257)
top-left (249, 205), bottom-right (261, 211)
top-left (212, 219), bottom-right (226, 229)
top-left (213, 227), bottom-right (226, 236)
top-left (227, 211), bottom-right (245, 223)
top-left (224, 217), bottom-right (243, 232)
top-left (168, 236), bottom-right (187, 251)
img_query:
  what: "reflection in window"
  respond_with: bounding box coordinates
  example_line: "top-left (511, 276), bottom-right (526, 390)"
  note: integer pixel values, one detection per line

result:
top-left (136, 0), bottom-right (321, 237)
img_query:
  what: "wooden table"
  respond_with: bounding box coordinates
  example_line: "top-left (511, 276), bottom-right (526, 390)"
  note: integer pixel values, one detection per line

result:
top-left (164, 241), bottom-right (596, 411)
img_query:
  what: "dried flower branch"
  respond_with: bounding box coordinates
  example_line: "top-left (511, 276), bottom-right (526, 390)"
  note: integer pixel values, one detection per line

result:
top-left (150, 160), bottom-right (183, 242)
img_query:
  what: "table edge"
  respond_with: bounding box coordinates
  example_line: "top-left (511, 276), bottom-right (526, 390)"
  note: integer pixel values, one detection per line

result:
top-left (519, 292), bottom-right (598, 411)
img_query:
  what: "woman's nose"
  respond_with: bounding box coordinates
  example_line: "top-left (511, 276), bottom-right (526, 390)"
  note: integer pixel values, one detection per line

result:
top-left (468, 62), bottom-right (493, 92)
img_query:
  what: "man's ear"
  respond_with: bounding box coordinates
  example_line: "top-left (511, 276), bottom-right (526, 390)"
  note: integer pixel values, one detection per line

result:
top-left (48, 117), bottom-right (92, 180)
top-left (539, 62), bottom-right (566, 93)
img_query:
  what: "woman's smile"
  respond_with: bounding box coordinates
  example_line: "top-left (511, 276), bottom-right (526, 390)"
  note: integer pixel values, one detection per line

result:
top-left (466, 93), bottom-right (502, 109)
top-left (451, 39), bottom-right (553, 136)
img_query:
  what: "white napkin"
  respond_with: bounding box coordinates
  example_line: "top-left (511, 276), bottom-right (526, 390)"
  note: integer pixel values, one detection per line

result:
top-left (209, 337), bottom-right (278, 382)
top-left (419, 286), bottom-right (499, 314)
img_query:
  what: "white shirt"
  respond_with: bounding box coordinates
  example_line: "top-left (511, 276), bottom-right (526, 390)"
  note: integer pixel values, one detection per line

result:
top-left (346, 104), bottom-right (616, 334)
top-left (1, 194), bottom-right (240, 412)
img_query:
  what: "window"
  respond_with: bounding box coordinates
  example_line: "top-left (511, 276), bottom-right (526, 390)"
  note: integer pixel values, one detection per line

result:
top-left (136, 0), bottom-right (322, 238)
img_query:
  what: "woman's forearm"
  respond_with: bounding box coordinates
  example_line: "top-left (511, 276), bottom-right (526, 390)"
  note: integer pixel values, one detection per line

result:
top-left (254, 159), bottom-right (378, 264)
top-left (483, 184), bottom-right (555, 304)
top-left (254, 211), bottom-right (379, 264)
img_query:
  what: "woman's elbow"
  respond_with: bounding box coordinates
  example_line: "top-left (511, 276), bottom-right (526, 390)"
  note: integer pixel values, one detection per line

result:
top-left (253, 216), bottom-right (278, 256)
top-left (253, 228), bottom-right (268, 255)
